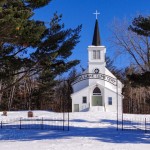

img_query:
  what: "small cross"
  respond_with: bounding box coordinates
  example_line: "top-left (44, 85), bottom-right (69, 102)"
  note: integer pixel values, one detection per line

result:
top-left (93, 10), bottom-right (100, 19)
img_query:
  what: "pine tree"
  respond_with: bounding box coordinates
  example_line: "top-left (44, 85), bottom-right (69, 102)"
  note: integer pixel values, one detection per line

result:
top-left (30, 14), bottom-right (81, 107)
top-left (129, 15), bottom-right (150, 37)
top-left (0, 0), bottom-right (82, 101)
top-left (0, 0), bottom-right (47, 45)
top-left (0, 0), bottom-right (48, 94)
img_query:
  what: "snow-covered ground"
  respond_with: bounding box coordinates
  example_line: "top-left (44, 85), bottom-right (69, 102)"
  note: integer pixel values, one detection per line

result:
top-left (0, 110), bottom-right (150, 150)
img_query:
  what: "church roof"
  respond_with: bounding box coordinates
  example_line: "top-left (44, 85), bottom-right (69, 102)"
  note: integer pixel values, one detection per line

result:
top-left (92, 19), bottom-right (101, 46)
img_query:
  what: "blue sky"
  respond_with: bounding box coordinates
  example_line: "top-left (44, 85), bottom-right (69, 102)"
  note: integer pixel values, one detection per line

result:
top-left (32, 0), bottom-right (150, 71)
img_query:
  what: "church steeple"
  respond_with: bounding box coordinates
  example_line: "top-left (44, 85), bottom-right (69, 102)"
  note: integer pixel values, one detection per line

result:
top-left (92, 19), bottom-right (101, 46)
top-left (88, 11), bottom-right (106, 76)
top-left (92, 10), bottom-right (101, 46)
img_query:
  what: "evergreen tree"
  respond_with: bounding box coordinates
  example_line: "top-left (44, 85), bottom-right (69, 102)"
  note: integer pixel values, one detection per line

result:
top-left (0, 0), bottom-right (81, 95)
top-left (129, 15), bottom-right (150, 37)
top-left (0, 0), bottom-right (49, 93)
top-left (0, 0), bottom-right (82, 111)
top-left (29, 13), bottom-right (81, 104)
top-left (0, 0), bottom-right (48, 45)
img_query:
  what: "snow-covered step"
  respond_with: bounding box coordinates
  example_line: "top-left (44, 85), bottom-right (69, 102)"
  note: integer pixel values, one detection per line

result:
top-left (90, 106), bottom-right (105, 112)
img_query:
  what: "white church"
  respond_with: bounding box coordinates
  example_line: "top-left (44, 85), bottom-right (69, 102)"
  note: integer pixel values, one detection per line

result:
top-left (71, 13), bottom-right (123, 113)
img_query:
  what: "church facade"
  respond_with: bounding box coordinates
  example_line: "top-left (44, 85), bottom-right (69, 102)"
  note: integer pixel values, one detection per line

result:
top-left (71, 18), bottom-right (123, 113)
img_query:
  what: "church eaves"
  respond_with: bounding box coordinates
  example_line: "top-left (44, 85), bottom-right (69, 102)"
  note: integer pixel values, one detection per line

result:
top-left (92, 19), bottom-right (101, 46)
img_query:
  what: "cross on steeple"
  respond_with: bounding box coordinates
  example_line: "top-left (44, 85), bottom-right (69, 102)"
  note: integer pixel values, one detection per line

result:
top-left (93, 10), bottom-right (100, 20)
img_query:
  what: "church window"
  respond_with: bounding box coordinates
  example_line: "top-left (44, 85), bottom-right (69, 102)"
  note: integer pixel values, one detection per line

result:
top-left (108, 97), bottom-right (112, 105)
top-left (93, 87), bottom-right (101, 95)
top-left (93, 50), bottom-right (96, 59)
top-left (82, 97), bottom-right (87, 103)
top-left (93, 50), bottom-right (100, 59)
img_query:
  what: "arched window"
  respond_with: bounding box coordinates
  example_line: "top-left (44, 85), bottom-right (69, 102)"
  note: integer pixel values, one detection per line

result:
top-left (93, 87), bottom-right (101, 95)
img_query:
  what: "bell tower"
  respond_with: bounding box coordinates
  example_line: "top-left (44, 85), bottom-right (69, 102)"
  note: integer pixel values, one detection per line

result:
top-left (88, 11), bottom-right (106, 76)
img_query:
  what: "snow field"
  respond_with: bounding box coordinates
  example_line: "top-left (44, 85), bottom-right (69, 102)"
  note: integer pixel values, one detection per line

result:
top-left (0, 111), bottom-right (150, 150)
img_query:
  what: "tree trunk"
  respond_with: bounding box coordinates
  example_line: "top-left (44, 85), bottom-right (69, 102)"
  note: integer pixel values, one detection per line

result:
top-left (8, 85), bottom-right (16, 111)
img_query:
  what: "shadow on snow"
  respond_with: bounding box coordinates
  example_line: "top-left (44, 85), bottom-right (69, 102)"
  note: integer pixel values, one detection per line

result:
top-left (0, 119), bottom-right (150, 144)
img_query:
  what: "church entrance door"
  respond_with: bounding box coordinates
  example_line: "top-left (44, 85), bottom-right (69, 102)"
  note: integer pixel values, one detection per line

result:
top-left (92, 96), bottom-right (103, 106)
top-left (92, 87), bottom-right (102, 106)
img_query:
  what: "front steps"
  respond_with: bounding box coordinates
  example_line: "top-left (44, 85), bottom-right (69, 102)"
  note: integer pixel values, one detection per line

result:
top-left (90, 106), bottom-right (105, 112)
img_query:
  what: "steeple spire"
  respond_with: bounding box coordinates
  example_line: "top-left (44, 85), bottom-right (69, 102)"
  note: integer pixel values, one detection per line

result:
top-left (92, 10), bottom-right (101, 46)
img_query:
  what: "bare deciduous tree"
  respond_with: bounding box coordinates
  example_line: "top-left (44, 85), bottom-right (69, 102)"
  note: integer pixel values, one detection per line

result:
top-left (110, 19), bottom-right (150, 114)
top-left (110, 19), bottom-right (150, 72)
